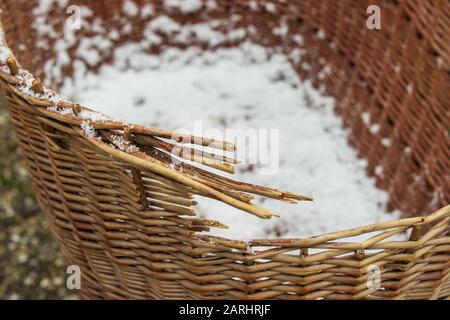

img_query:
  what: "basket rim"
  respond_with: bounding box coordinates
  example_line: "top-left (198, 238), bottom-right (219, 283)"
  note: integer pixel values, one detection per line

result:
top-left (0, 14), bottom-right (449, 252)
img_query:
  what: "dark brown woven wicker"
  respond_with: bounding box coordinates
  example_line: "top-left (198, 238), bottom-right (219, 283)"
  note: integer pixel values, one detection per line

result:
top-left (0, 0), bottom-right (448, 299)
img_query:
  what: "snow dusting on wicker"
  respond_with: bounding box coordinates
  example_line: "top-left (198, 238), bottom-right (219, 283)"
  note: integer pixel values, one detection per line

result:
top-left (80, 121), bottom-right (96, 138)
top-left (0, 30), bottom-right (69, 105)
top-left (0, 29), bottom-right (111, 142)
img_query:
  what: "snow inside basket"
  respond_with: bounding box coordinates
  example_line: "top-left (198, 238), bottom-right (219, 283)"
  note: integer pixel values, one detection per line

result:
top-left (1, 0), bottom-right (404, 241)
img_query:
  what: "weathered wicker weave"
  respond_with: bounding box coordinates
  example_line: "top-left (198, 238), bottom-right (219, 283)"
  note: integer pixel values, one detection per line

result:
top-left (0, 0), bottom-right (449, 300)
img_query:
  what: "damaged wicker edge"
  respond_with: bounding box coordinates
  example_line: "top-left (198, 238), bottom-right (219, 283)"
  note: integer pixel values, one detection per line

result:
top-left (0, 16), bottom-right (449, 252)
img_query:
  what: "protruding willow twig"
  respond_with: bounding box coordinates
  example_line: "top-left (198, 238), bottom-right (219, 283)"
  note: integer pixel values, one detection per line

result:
top-left (40, 105), bottom-right (236, 151)
top-left (86, 133), bottom-right (281, 219)
top-left (135, 145), bottom-right (254, 203)
top-left (136, 141), bottom-right (311, 204)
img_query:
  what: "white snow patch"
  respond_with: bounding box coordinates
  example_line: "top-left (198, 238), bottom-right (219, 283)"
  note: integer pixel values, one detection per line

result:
top-left (406, 84), bottom-right (414, 95)
top-left (148, 16), bottom-right (181, 34)
top-left (249, 1), bottom-right (258, 11)
top-left (361, 112), bottom-right (370, 125)
top-left (370, 124), bottom-right (380, 134)
top-left (81, 121), bottom-right (96, 138)
top-left (123, 0), bottom-right (139, 16)
top-left (165, 0), bottom-right (203, 14)
top-left (375, 166), bottom-right (383, 176)
top-left (317, 30), bottom-right (326, 40)
top-left (264, 3), bottom-right (276, 13)
top-left (206, 0), bottom-right (218, 11)
top-left (381, 138), bottom-right (391, 147)
top-left (141, 4), bottom-right (154, 18)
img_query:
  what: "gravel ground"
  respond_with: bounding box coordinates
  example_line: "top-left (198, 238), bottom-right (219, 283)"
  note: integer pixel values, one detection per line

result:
top-left (0, 102), bottom-right (73, 299)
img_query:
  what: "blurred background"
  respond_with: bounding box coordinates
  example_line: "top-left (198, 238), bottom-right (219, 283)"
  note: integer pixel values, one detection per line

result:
top-left (0, 102), bottom-right (72, 299)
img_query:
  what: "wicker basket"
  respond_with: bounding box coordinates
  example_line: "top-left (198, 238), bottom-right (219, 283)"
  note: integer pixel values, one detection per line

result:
top-left (0, 0), bottom-right (449, 300)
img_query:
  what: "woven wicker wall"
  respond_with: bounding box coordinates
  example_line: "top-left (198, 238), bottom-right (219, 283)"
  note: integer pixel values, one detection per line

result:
top-left (292, 0), bottom-right (449, 218)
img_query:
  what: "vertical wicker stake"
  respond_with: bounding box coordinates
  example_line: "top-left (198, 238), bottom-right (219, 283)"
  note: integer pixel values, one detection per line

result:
top-left (299, 248), bottom-right (308, 266)
top-left (6, 56), bottom-right (18, 75)
top-left (31, 78), bottom-right (44, 94)
top-left (408, 225), bottom-right (422, 241)
top-left (123, 126), bottom-right (133, 142)
top-left (124, 126), bottom-right (149, 210)
top-left (355, 249), bottom-right (365, 261)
